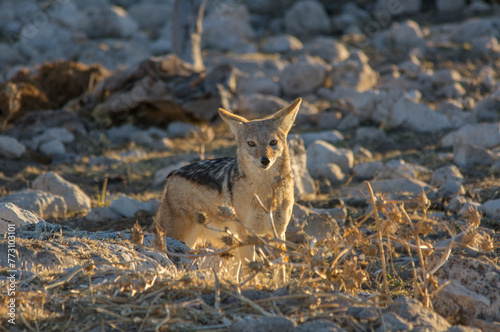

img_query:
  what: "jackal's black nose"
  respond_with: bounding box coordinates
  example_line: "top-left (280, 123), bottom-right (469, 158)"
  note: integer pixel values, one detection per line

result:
top-left (261, 157), bottom-right (270, 166)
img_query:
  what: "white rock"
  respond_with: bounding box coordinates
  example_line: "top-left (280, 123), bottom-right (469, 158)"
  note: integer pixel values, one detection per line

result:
top-left (452, 17), bottom-right (499, 44)
top-left (300, 130), bottom-right (344, 147)
top-left (435, 100), bottom-right (471, 128)
top-left (52, 0), bottom-right (83, 30)
top-left (431, 165), bottom-right (464, 185)
top-left (81, 6), bottom-right (139, 38)
top-left (39, 140), bottom-right (66, 156)
top-left (0, 202), bottom-right (44, 233)
top-left (481, 199), bottom-right (500, 219)
top-left (337, 113), bottom-right (360, 130)
top-left (304, 36), bottom-right (350, 63)
top-left (399, 55), bottom-right (422, 76)
top-left (0, 190), bottom-right (67, 219)
top-left (442, 123), bottom-right (500, 148)
top-left (30, 127), bottom-right (75, 150)
top-left (385, 159), bottom-right (417, 179)
top-left (329, 50), bottom-right (378, 92)
top-left (284, 0), bottom-right (330, 37)
top-left (437, 83), bottom-right (466, 99)
top-left (458, 201), bottom-right (482, 216)
top-left (288, 203), bottom-right (346, 242)
top-left (84, 206), bottom-right (122, 222)
top-left (237, 77), bottom-right (280, 96)
top-left (309, 163), bottom-right (345, 183)
top-left (238, 94), bottom-right (287, 117)
top-left (128, 2), bottom-right (174, 30)
top-left (202, 4), bottom-right (255, 52)
top-left (453, 143), bottom-right (494, 168)
top-left (288, 137), bottom-right (317, 199)
top-left (166, 122), bottom-right (196, 138)
top-left (374, 20), bottom-right (425, 53)
top-left (107, 124), bottom-right (139, 144)
top-left (317, 112), bottom-right (341, 130)
top-left (281, 55), bottom-right (327, 95)
top-left (430, 68), bottom-right (462, 86)
top-left (353, 161), bottom-right (386, 180)
top-left (331, 3), bottom-right (371, 33)
top-left (350, 88), bottom-right (404, 124)
top-left (446, 195), bottom-right (468, 211)
top-left (0, 135), bottom-right (26, 159)
top-left (109, 194), bottom-right (158, 218)
top-left (19, 21), bottom-right (75, 55)
top-left (32, 172), bottom-right (91, 215)
top-left (437, 0), bottom-right (466, 12)
top-left (391, 97), bottom-right (452, 133)
top-left (375, 0), bottom-right (421, 15)
top-left (306, 140), bottom-right (353, 173)
top-left (437, 180), bottom-right (465, 197)
top-left (473, 90), bottom-right (500, 122)
top-left (262, 34), bottom-right (303, 53)
top-left (131, 128), bottom-right (172, 151)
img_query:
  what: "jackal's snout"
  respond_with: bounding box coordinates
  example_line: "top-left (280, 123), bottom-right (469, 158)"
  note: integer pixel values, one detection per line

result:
top-left (260, 156), bottom-right (270, 167)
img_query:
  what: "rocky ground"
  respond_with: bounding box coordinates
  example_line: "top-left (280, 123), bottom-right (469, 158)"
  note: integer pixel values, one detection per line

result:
top-left (1, 0), bottom-right (500, 331)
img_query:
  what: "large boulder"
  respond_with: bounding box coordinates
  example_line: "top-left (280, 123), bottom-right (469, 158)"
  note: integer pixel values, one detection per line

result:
top-left (237, 94), bottom-right (287, 118)
top-left (0, 190), bottom-right (67, 219)
top-left (284, 0), bottom-right (330, 37)
top-left (303, 37), bottom-right (350, 63)
top-left (0, 135), bottom-right (26, 159)
top-left (109, 194), bottom-right (158, 218)
top-left (0, 202), bottom-right (44, 233)
top-left (374, 20), bottom-right (425, 53)
top-left (80, 6), bottom-right (139, 38)
top-left (202, 4), bottom-right (255, 52)
top-left (287, 204), bottom-right (346, 242)
top-left (281, 56), bottom-right (327, 96)
top-left (453, 144), bottom-right (494, 168)
top-left (442, 123), bottom-right (500, 148)
top-left (32, 172), bottom-right (92, 215)
top-left (329, 51), bottom-right (378, 92)
top-left (288, 137), bottom-right (316, 199)
top-left (262, 34), bottom-right (303, 54)
top-left (437, 0), bottom-right (466, 12)
top-left (306, 140), bottom-right (353, 173)
top-left (391, 97), bottom-right (452, 133)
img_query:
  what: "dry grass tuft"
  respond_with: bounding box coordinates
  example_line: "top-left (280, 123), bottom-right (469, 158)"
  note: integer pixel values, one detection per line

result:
top-left (5, 181), bottom-right (498, 331)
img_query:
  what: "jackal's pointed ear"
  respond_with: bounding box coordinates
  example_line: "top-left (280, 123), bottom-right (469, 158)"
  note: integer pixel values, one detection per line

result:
top-left (272, 98), bottom-right (301, 134)
top-left (218, 108), bottom-right (248, 136)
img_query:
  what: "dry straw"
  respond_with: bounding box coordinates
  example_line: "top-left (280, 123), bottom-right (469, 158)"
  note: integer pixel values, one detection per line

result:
top-left (5, 182), bottom-right (498, 330)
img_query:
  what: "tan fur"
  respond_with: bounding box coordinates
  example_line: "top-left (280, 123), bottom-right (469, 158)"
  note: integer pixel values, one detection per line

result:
top-left (155, 98), bottom-right (302, 284)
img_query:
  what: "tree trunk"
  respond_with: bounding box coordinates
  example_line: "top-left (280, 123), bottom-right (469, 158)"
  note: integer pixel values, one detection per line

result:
top-left (171, 0), bottom-right (206, 72)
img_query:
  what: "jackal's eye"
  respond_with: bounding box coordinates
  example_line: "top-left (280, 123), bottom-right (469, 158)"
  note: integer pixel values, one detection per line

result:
top-left (270, 140), bottom-right (278, 146)
top-left (247, 141), bottom-right (256, 147)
